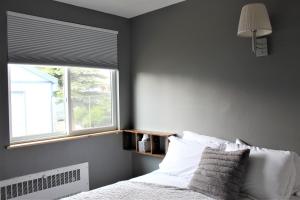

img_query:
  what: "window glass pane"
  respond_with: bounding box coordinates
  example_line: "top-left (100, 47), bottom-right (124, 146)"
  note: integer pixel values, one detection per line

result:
top-left (70, 68), bottom-right (113, 130)
top-left (9, 64), bottom-right (66, 138)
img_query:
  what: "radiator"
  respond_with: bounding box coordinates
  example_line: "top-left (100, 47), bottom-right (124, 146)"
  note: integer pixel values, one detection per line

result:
top-left (0, 162), bottom-right (89, 200)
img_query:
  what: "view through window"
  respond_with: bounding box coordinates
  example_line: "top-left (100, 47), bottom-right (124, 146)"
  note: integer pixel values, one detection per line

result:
top-left (8, 64), bottom-right (117, 142)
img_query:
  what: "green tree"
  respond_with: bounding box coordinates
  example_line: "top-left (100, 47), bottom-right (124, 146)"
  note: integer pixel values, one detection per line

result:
top-left (40, 66), bottom-right (112, 129)
top-left (41, 67), bottom-right (64, 99)
top-left (70, 68), bottom-right (111, 129)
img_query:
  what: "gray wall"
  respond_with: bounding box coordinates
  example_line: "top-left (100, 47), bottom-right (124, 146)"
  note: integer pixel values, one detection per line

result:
top-left (0, 0), bottom-right (133, 189)
top-left (1, 0), bottom-right (300, 184)
top-left (131, 0), bottom-right (300, 175)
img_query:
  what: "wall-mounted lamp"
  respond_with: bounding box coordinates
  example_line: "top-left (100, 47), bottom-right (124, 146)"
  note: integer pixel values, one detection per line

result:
top-left (237, 3), bottom-right (272, 57)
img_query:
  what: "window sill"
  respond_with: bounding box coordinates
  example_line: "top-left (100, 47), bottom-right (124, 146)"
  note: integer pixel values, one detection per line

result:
top-left (6, 130), bottom-right (123, 150)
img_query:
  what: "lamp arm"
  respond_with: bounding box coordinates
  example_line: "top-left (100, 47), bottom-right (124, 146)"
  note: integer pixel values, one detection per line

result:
top-left (252, 30), bottom-right (257, 54)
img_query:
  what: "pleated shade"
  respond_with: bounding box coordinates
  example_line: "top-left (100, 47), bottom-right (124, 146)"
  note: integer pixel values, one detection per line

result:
top-left (7, 11), bottom-right (118, 69)
top-left (238, 3), bottom-right (272, 38)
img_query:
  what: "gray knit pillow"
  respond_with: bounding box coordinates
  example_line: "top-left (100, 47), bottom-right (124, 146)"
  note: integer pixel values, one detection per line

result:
top-left (188, 147), bottom-right (250, 200)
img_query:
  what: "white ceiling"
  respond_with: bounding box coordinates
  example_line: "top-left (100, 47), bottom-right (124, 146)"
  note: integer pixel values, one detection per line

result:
top-left (54, 0), bottom-right (186, 18)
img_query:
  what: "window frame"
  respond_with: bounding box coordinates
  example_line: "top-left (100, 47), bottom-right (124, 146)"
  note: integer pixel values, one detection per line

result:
top-left (8, 63), bottom-right (119, 144)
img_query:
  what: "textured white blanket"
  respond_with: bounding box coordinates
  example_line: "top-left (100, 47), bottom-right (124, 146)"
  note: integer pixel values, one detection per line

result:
top-left (62, 181), bottom-right (214, 200)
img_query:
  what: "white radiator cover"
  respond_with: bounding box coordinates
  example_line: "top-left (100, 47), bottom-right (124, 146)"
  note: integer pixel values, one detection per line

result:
top-left (0, 162), bottom-right (89, 200)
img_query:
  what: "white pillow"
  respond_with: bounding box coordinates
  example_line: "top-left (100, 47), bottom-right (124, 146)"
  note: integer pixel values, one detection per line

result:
top-left (235, 138), bottom-right (244, 145)
top-left (182, 131), bottom-right (229, 145)
top-left (235, 138), bottom-right (300, 196)
top-left (235, 138), bottom-right (250, 145)
top-left (226, 143), bottom-right (296, 200)
top-left (158, 136), bottom-right (220, 179)
top-left (293, 153), bottom-right (300, 194)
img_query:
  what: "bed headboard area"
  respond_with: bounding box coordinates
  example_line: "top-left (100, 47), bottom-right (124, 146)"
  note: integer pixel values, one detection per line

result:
top-left (131, 0), bottom-right (300, 175)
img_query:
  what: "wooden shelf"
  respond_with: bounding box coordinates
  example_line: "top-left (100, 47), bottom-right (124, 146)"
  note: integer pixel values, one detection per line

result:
top-left (135, 151), bottom-right (165, 158)
top-left (123, 129), bottom-right (175, 158)
top-left (124, 129), bottom-right (174, 137)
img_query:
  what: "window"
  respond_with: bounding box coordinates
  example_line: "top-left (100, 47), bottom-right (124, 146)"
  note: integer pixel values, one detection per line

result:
top-left (7, 12), bottom-right (119, 144)
top-left (8, 63), bottom-right (118, 143)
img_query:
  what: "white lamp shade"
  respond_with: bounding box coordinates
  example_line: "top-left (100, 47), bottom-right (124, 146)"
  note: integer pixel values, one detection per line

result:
top-left (238, 3), bottom-right (272, 37)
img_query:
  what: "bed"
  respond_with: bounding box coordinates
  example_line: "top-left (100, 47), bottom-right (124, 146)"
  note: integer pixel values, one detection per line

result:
top-left (63, 131), bottom-right (300, 200)
top-left (61, 171), bottom-right (213, 200)
top-left (63, 177), bottom-right (214, 200)
top-left (63, 170), bottom-right (300, 200)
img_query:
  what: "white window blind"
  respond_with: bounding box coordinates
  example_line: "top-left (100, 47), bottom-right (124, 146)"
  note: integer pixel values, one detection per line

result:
top-left (7, 11), bottom-right (118, 69)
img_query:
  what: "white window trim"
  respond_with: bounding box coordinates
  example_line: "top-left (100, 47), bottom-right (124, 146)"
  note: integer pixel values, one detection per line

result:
top-left (8, 63), bottom-right (119, 144)
top-left (68, 69), bottom-right (119, 136)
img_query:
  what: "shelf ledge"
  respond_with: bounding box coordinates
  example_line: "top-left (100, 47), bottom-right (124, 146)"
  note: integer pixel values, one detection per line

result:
top-left (124, 129), bottom-right (175, 137)
top-left (134, 151), bottom-right (165, 158)
top-left (6, 130), bottom-right (123, 150)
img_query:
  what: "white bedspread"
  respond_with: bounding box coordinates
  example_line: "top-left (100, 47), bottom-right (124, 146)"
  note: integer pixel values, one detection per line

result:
top-left (62, 181), bottom-right (214, 200)
top-left (62, 170), bottom-right (300, 200)
top-left (131, 170), bottom-right (300, 200)
top-left (130, 170), bottom-right (190, 188)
